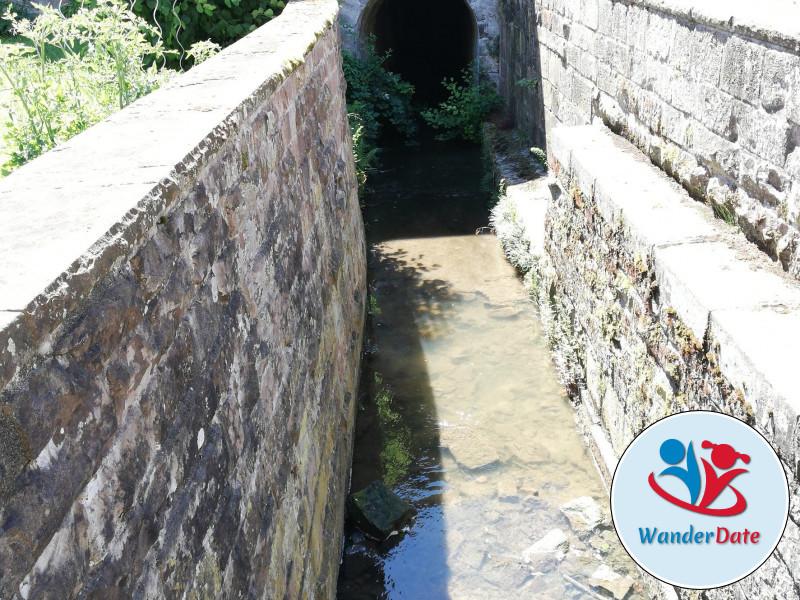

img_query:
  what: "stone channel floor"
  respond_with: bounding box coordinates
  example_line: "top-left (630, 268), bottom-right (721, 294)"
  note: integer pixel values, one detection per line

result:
top-left (338, 234), bottom-right (649, 600)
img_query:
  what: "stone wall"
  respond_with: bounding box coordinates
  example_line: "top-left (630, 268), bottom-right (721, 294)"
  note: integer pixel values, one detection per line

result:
top-left (490, 123), bottom-right (800, 600)
top-left (339, 0), bottom-right (500, 85)
top-left (0, 1), bottom-right (366, 598)
top-left (498, 0), bottom-right (800, 279)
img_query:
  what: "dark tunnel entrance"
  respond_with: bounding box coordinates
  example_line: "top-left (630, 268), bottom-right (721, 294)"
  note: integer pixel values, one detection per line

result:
top-left (360, 0), bottom-right (478, 104)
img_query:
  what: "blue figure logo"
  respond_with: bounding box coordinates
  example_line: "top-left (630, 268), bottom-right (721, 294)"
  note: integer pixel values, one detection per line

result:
top-left (658, 438), bottom-right (701, 505)
top-left (648, 438), bottom-right (749, 516)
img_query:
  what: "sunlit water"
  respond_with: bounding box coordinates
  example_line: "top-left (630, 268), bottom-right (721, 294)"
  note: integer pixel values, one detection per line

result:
top-left (337, 137), bottom-right (646, 600)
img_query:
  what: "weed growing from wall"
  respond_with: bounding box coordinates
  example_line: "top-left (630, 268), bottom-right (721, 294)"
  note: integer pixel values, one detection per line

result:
top-left (529, 147), bottom-right (546, 169)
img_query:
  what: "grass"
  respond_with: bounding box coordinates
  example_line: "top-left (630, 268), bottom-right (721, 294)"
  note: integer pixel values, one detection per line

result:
top-left (0, 37), bottom-right (20, 169)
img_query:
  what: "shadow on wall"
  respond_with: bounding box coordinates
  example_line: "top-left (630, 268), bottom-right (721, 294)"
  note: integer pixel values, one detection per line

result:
top-left (358, 0), bottom-right (478, 103)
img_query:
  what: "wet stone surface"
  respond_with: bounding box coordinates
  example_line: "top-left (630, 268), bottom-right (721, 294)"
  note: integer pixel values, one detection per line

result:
top-left (337, 139), bottom-right (647, 599)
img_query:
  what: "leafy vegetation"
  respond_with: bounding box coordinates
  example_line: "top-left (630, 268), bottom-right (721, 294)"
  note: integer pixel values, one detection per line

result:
top-left (530, 146), bottom-right (546, 169)
top-left (421, 64), bottom-right (503, 143)
top-left (342, 31), bottom-right (417, 145)
top-left (128, 0), bottom-right (283, 66)
top-left (516, 76), bottom-right (538, 90)
top-left (341, 31), bottom-right (417, 194)
top-left (0, 0), bottom-right (34, 35)
top-left (0, 0), bottom-right (218, 174)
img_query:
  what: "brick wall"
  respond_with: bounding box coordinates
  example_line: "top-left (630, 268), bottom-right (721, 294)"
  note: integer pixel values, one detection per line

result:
top-left (499, 0), bottom-right (800, 279)
top-left (0, 1), bottom-right (366, 597)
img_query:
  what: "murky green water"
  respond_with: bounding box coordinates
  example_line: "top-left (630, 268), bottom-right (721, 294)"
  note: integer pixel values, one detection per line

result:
top-left (337, 138), bottom-right (647, 599)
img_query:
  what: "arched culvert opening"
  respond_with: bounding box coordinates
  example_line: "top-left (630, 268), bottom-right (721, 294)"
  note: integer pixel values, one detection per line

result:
top-left (359, 0), bottom-right (478, 104)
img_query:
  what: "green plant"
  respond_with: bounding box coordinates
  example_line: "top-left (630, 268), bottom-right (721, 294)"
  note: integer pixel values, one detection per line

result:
top-left (342, 31), bottom-right (417, 144)
top-left (341, 29), bottom-right (416, 195)
top-left (349, 112), bottom-right (378, 197)
top-left (367, 293), bottom-right (382, 317)
top-left (0, 0), bottom-right (219, 174)
top-left (710, 201), bottom-right (737, 227)
top-left (129, 0), bottom-right (283, 66)
top-left (530, 146), bottom-right (546, 169)
top-left (516, 76), bottom-right (538, 89)
top-left (421, 64), bottom-right (503, 142)
top-left (1, 0), bottom-right (35, 35)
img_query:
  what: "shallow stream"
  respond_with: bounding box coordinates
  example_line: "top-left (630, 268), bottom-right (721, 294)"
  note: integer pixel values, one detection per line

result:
top-left (337, 137), bottom-right (647, 600)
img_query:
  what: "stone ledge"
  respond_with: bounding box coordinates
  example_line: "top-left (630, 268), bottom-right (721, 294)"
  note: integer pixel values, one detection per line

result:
top-left (0, 0), bottom-right (339, 390)
top-left (630, 0), bottom-right (800, 53)
top-left (551, 124), bottom-right (800, 452)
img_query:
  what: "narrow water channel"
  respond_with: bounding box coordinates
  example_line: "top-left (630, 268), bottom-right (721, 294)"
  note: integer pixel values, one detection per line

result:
top-left (337, 137), bottom-right (647, 599)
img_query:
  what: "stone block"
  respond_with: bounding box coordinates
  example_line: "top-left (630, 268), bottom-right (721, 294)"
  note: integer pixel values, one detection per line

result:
top-left (689, 121), bottom-right (740, 179)
top-left (710, 306), bottom-right (800, 462)
top-left (521, 528), bottom-right (569, 566)
top-left (560, 496), bottom-right (606, 532)
top-left (551, 126), bottom-right (720, 251)
top-left (580, 0), bottom-right (599, 31)
top-left (630, 49), bottom-right (647, 87)
top-left (738, 150), bottom-right (788, 207)
top-left (721, 36), bottom-right (765, 105)
top-left (761, 49), bottom-right (797, 113)
top-left (347, 480), bottom-right (415, 541)
top-left (695, 83), bottom-right (737, 141)
top-left (610, 1), bottom-right (627, 44)
top-left (593, 32), bottom-right (611, 65)
top-left (571, 72), bottom-right (595, 114)
top-left (573, 22), bottom-right (594, 52)
top-left (611, 40), bottom-right (631, 78)
top-left (596, 61), bottom-right (616, 96)
top-left (567, 41), bottom-right (581, 69)
top-left (668, 71), bottom-right (696, 114)
top-left (737, 103), bottom-right (791, 166)
top-left (645, 11), bottom-right (672, 62)
top-left (690, 28), bottom-right (726, 86)
top-left (597, 0), bottom-right (613, 36)
top-left (646, 55), bottom-right (673, 102)
top-left (580, 51), bottom-right (598, 83)
top-left (654, 240), bottom-right (800, 343)
top-left (626, 3), bottom-right (648, 49)
top-left (670, 21), bottom-right (692, 76)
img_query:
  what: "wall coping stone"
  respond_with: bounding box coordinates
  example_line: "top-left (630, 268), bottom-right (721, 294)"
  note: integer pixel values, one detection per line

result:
top-left (551, 124), bottom-right (800, 456)
top-left (630, 0), bottom-right (800, 53)
top-left (0, 0), bottom-right (339, 390)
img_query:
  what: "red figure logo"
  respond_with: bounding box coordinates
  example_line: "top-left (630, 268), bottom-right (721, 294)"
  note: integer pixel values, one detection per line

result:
top-left (648, 439), bottom-right (750, 516)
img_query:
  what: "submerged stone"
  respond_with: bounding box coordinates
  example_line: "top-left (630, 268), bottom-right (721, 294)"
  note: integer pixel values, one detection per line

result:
top-left (441, 426), bottom-right (502, 471)
top-left (347, 480), bottom-right (415, 540)
top-left (560, 496), bottom-right (606, 532)
top-left (497, 475), bottom-right (518, 502)
top-left (521, 528), bottom-right (569, 571)
top-left (589, 564), bottom-right (635, 600)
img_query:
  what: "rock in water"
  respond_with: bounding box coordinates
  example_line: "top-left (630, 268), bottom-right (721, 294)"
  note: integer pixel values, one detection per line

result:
top-left (347, 480), bottom-right (415, 540)
top-left (440, 426), bottom-right (502, 471)
top-left (521, 529), bottom-right (569, 570)
top-left (497, 475), bottom-right (518, 502)
top-left (560, 496), bottom-right (606, 532)
top-left (589, 564), bottom-right (635, 600)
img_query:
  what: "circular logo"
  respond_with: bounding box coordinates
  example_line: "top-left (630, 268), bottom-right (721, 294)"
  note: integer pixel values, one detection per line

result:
top-left (610, 411), bottom-right (789, 589)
